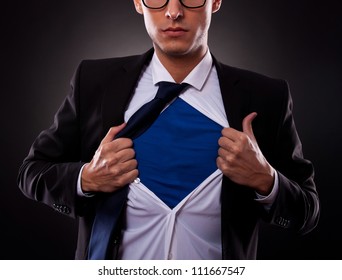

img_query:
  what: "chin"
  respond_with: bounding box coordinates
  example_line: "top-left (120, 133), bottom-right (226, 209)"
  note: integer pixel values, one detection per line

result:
top-left (158, 44), bottom-right (196, 58)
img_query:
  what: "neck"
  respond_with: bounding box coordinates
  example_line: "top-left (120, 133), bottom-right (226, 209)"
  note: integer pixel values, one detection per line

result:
top-left (154, 46), bottom-right (208, 83)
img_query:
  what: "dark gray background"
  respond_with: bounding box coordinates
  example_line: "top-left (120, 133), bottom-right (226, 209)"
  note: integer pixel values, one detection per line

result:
top-left (2, 0), bottom-right (341, 259)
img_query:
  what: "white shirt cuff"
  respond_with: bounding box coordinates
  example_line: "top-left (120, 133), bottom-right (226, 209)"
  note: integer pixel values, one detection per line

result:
top-left (254, 171), bottom-right (279, 210)
top-left (77, 164), bottom-right (94, 197)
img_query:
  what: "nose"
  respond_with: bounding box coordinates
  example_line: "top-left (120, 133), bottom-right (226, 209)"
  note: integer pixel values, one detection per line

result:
top-left (165, 0), bottom-right (184, 20)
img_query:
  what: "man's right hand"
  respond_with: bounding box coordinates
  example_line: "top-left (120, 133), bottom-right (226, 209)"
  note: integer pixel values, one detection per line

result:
top-left (81, 123), bottom-right (138, 193)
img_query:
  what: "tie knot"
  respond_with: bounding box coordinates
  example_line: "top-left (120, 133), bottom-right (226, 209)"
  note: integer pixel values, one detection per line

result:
top-left (155, 82), bottom-right (189, 104)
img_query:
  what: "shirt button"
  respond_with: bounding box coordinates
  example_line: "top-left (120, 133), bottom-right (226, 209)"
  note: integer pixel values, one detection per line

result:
top-left (134, 178), bottom-right (141, 184)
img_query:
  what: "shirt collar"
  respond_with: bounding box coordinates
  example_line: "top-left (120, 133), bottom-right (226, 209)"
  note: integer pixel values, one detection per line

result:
top-left (151, 50), bottom-right (213, 91)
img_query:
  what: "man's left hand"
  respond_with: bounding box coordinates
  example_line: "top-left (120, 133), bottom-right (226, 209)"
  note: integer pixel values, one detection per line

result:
top-left (217, 112), bottom-right (275, 195)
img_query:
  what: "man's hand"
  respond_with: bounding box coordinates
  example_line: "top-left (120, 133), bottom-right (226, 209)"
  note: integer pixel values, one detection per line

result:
top-left (81, 123), bottom-right (138, 193)
top-left (217, 112), bottom-right (275, 195)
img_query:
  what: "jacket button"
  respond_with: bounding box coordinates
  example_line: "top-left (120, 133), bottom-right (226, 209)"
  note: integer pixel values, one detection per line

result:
top-left (63, 206), bottom-right (71, 214)
top-left (52, 203), bottom-right (71, 214)
top-left (275, 216), bottom-right (290, 227)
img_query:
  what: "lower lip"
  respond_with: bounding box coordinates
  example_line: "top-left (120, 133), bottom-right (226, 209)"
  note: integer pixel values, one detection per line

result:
top-left (163, 30), bottom-right (187, 37)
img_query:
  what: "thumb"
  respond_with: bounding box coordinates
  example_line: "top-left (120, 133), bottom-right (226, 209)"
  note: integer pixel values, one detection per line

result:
top-left (101, 123), bottom-right (126, 144)
top-left (242, 112), bottom-right (258, 141)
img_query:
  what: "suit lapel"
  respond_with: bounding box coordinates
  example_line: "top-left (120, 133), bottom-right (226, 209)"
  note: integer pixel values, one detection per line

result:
top-left (101, 49), bottom-right (154, 134)
top-left (213, 56), bottom-right (251, 131)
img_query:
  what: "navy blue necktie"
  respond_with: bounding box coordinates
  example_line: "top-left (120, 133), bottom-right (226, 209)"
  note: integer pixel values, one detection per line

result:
top-left (88, 81), bottom-right (189, 259)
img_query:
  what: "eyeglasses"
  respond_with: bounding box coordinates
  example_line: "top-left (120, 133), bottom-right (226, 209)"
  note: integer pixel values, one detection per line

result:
top-left (142, 0), bottom-right (207, 9)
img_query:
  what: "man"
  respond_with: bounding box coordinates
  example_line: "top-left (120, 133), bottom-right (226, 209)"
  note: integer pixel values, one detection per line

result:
top-left (18, 0), bottom-right (319, 259)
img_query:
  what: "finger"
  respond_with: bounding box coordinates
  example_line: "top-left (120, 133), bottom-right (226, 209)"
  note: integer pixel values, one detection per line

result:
top-left (221, 127), bottom-right (241, 142)
top-left (242, 112), bottom-right (257, 141)
top-left (109, 158), bottom-right (138, 175)
top-left (217, 147), bottom-right (229, 158)
top-left (101, 123), bottom-right (126, 145)
top-left (111, 168), bottom-right (139, 188)
top-left (121, 169), bottom-right (140, 185)
top-left (119, 159), bottom-right (138, 174)
top-left (218, 135), bottom-right (235, 150)
top-left (115, 148), bottom-right (136, 163)
top-left (103, 138), bottom-right (134, 155)
top-left (217, 147), bottom-right (240, 167)
top-left (216, 156), bottom-right (231, 173)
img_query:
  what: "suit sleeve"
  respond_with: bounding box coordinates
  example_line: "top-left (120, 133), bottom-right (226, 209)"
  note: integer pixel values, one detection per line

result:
top-left (17, 61), bottom-right (91, 218)
top-left (266, 81), bottom-right (320, 234)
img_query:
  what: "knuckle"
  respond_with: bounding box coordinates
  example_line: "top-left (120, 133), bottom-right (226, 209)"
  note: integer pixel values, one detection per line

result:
top-left (111, 166), bottom-right (122, 177)
top-left (112, 154), bottom-right (120, 163)
top-left (232, 145), bottom-right (242, 155)
top-left (224, 154), bottom-right (231, 163)
top-left (100, 159), bottom-right (109, 169)
top-left (225, 153), bottom-right (236, 163)
top-left (239, 134), bottom-right (248, 144)
top-left (99, 144), bottom-right (110, 154)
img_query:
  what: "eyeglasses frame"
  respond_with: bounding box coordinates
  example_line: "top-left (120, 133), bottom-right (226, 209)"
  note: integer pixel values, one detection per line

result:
top-left (142, 0), bottom-right (207, 10)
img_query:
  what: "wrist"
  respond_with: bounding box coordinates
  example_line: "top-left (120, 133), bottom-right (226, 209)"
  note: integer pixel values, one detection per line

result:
top-left (254, 167), bottom-right (275, 196)
top-left (81, 163), bottom-right (97, 193)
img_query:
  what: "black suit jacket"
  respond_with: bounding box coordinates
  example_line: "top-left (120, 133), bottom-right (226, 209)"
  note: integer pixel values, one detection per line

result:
top-left (18, 49), bottom-right (319, 259)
